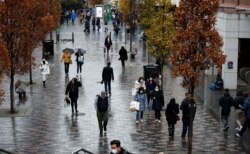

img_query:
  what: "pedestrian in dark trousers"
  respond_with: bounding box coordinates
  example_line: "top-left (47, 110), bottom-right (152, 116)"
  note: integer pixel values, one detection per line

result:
top-left (180, 92), bottom-right (196, 139)
top-left (233, 90), bottom-right (246, 131)
top-left (61, 52), bottom-right (72, 75)
top-left (102, 62), bottom-right (114, 96)
top-left (236, 94), bottom-right (250, 137)
top-left (165, 98), bottom-right (179, 137)
top-left (65, 77), bottom-right (82, 113)
top-left (134, 87), bottom-right (147, 124)
top-left (114, 24), bottom-right (120, 39)
top-left (119, 46), bottom-right (128, 68)
top-left (75, 50), bottom-right (84, 74)
top-left (152, 85), bottom-right (165, 123)
top-left (110, 140), bottom-right (131, 154)
top-left (96, 17), bottom-right (101, 31)
top-left (104, 35), bottom-right (112, 54)
top-left (95, 91), bottom-right (110, 136)
top-left (92, 17), bottom-right (96, 30)
top-left (146, 77), bottom-right (157, 106)
top-left (219, 88), bottom-right (234, 132)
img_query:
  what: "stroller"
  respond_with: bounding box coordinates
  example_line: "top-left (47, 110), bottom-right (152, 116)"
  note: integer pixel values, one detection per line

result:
top-left (84, 20), bottom-right (90, 32)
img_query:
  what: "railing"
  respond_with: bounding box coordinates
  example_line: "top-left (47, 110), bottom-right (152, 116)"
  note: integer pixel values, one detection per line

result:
top-left (0, 149), bottom-right (14, 154)
top-left (72, 148), bottom-right (94, 154)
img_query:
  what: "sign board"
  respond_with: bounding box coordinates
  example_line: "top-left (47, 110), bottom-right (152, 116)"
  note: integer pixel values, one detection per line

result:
top-left (95, 5), bottom-right (103, 18)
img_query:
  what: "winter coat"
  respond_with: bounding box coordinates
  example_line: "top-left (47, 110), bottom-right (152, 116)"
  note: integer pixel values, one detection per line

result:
top-left (240, 97), bottom-right (250, 119)
top-left (71, 13), bottom-right (77, 20)
top-left (105, 37), bottom-right (112, 49)
top-left (152, 91), bottom-right (164, 110)
top-left (40, 61), bottom-right (50, 75)
top-left (102, 66), bottom-right (114, 81)
top-left (110, 148), bottom-right (131, 154)
top-left (219, 92), bottom-right (233, 116)
top-left (134, 81), bottom-right (146, 91)
top-left (234, 91), bottom-right (245, 110)
top-left (61, 52), bottom-right (71, 63)
top-left (75, 52), bottom-right (84, 64)
top-left (180, 99), bottom-right (196, 121)
top-left (65, 80), bottom-right (82, 98)
top-left (134, 92), bottom-right (147, 111)
top-left (165, 102), bottom-right (179, 124)
top-left (119, 48), bottom-right (128, 61)
top-left (146, 81), bottom-right (156, 92)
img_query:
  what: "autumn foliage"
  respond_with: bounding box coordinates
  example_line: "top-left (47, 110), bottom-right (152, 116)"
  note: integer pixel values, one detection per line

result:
top-left (170, 0), bottom-right (226, 95)
top-left (0, 0), bottom-right (60, 112)
top-left (88, 0), bottom-right (103, 6)
top-left (119, 0), bottom-right (132, 22)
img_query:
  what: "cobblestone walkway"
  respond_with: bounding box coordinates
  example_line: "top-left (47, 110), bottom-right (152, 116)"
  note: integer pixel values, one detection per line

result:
top-left (0, 21), bottom-right (249, 154)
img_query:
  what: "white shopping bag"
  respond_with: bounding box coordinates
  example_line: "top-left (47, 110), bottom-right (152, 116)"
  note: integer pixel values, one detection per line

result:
top-left (129, 101), bottom-right (140, 112)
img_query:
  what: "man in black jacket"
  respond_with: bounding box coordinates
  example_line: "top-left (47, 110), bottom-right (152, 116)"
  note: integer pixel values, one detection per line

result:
top-left (180, 92), bottom-right (196, 139)
top-left (102, 62), bottom-right (114, 96)
top-left (110, 140), bottom-right (131, 154)
top-left (95, 91), bottom-right (110, 136)
top-left (119, 46), bottom-right (128, 68)
top-left (219, 88), bottom-right (234, 132)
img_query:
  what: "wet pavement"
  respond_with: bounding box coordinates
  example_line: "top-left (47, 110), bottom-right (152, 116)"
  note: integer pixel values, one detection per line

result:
top-left (0, 20), bottom-right (249, 154)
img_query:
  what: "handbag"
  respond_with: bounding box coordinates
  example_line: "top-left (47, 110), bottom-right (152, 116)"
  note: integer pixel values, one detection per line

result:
top-left (129, 101), bottom-right (140, 112)
top-left (64, 95), bottom-right (71, 107)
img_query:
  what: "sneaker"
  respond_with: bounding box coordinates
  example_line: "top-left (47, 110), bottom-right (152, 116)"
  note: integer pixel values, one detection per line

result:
top-left (158, 120), bottom-right (161, 123)
top-left (140, 119), bottom-right (143, 122)
top-left (235, 127), bottom-right (239, 131)
top-left (223, 126), bottom-right (229, 132)
top-left (236, 133), bottom-right (242, 138)
top-left (136, 121), bottom-right (139, 124)
top-left (155, 119), bottom-right (158, 122)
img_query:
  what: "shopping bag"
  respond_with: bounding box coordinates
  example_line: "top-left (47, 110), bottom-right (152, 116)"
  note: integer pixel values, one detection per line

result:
top-left (129, 101), bottom-right (140, 112)
top-left (64, 95), bottom-right (71, 107)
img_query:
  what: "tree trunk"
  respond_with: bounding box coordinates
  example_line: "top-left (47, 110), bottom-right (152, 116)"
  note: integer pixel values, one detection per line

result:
top-left (10, 68), bottom-right (15, 113)
top-left (29, 64), bottom-right (33, 85)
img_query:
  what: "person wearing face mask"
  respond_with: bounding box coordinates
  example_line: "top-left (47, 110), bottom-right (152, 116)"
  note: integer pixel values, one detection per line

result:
top-left (39, 59), bottom-right (50, 88)
top-left (134, 87), bottom-right (147, 124)
top-left (146, 77), bottom-right (156, 106)
top-left (110, 140), bottom-right (131, 154)
top-left (152, 86), bottom-right (165, 123)
top-left (134, 77), bottom-right (146, 91)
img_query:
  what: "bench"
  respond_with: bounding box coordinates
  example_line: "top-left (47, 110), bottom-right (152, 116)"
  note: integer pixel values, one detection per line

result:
top-left (15, 80), bottom-right (27, 100)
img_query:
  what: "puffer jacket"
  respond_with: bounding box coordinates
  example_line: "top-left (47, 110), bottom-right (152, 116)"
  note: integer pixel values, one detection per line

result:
top-left (219, 92), bottom-right (233, 116)
top-left (61, 52), bottom-right (71, 63)
top-left (134, 92), bottom-right (147, 111)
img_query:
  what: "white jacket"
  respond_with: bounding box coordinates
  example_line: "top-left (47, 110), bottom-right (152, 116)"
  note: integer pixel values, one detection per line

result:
top-left (40, 61), bottom-right (50, 75)
top-left (134, 80), bottom-right (146, 90)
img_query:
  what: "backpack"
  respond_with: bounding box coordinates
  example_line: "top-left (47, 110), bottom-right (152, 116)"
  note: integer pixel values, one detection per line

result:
top-left (78, 55), bottom-right (84, 64)
top-left (97, 96), bottom-right (109, 112)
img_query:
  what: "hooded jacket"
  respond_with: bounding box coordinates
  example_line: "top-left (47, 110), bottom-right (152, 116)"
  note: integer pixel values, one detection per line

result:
top-left (219, 92), bottom-right (233, 116)
top-left (240, 97), bottom-right (250, 119)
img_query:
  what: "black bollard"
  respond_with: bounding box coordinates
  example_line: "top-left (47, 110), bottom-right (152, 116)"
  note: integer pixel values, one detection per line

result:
top-left (72, 32), bottom-right (74, 43)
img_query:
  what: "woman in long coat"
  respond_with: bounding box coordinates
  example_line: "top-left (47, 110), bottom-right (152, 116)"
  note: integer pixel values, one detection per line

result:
top-left (165, 98), bottom-right (179, 137)
top-left (134, 87), bottom-right (148, 124)
top-left (40, 59), bottom-right (50, 88)
top-left (152, 86), bottom-right (165, 123)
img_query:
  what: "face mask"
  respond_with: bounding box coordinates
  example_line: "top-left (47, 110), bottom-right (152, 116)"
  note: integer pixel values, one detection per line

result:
top-left (140, 91), bottom-right (143, 94)
top-left (140, 79), bottom-right (143, 83)
top-left (155, 88), bottom-right (159, 91)
top-left (111, 149), bottom-right (117, 154)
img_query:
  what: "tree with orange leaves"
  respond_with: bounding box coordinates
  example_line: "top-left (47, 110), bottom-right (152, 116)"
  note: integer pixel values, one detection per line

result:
top-left (88, 0), bottom-right (103, 6)
top-left (169, 0), bottom-right (226, 152)
top-left (0, 0), bottom-right (60, 113)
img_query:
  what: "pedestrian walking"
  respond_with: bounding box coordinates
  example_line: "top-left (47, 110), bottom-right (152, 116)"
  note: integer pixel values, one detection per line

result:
top-left (104, 35), bottom-right (112, 54)
top-left (152, 85), bottom-right (165, 123)
top-left (114, 24), bottom-right (120, 39)
top-left (233, 90), bottom-right (246, 131)
top-left (75, 50), bottom-right (84, 74)
top-left (92, 17), bottom-right (96, 30)
top-left (101, 62), bottom-right (114, 96)
top-left (39, 59), bottom-right (50, 88)
top-left (61, 51), bottom-right (72, 75)
top-left (146, 77), bottom-right (157, 105)
top-left (65, 77), bottom-right (82, 113)
top-left (96, 17), bottom-right (101, 31)
top-left (180, 92), bottom-right (197, 139)
top-left (119, 46), bottom-right (128, 68)
top-left (79, 11), bottom-right (84, 24)
top-left (95, 91), bottom-right (110, 136)
top-left (165, 98), bottom-right (179, 137)
top-left (71, 11), bottom-right (77, 25)
top-left (110, 140), bottom-right (131, 154)
top-left (134, 77), bottom-right (146, 91)
top-left (219, 88), bottom-right (234, 132)
top-left (236, 94), bottom-right (250, 137)
top-left (134, 87), bottom-right (147, 124)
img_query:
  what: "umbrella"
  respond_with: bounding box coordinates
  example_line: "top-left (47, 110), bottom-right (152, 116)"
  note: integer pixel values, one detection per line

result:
top-left (62, 48), bottom-right (75, 54)
top-left (75, 48), bottom-right (87, 54)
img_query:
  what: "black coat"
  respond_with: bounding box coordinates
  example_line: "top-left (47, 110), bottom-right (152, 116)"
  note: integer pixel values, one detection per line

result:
top-left (65, 80), bottom-right (82, 98)
top-left (234, 91), bottom-right (245, 109)
top-left (105, 37), bottom-right (112, 49)
top-left (165, 102), bottom-right (179, 124)
top-left (180, 99), bottom-right (196, 121)
top-left (152, 91), bottom-right (164, 110)
top-left (102, 66), bottom-right (114, 81)
top-left (119, 48), bottom-right (128, 61)
top-left (219, 92), bottom-right (233, 115)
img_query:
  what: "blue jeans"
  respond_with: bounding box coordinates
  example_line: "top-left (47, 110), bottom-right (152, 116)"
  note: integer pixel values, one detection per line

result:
top-left (104, 80), bottom-right (111, 94)
top-left (77, 63), bottom-right (82, 73)
top-left (181, 118), bottom-right (192, 138)
top-left (136, 111), bottom-right (143, 121)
